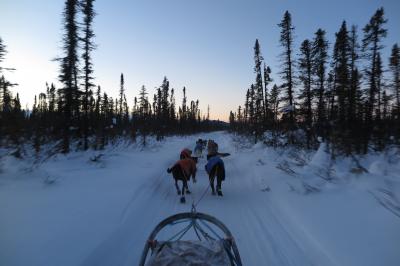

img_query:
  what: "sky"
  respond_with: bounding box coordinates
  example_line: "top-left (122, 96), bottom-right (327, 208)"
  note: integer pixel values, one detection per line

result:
top-left (1, 0), bottom-right (399, 121)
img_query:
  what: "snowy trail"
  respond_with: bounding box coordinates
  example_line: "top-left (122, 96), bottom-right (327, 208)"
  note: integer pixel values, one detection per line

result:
top-left (80, 132), bottom-right (330, 266)
top-left (1, 131), bottom-right (399, 266)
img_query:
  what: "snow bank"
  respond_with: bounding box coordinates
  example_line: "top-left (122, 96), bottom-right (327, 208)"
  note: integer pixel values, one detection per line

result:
top-left (1, 132), bottom-right (399, 266)
top-left (308, 142), bottom-right (329, 168)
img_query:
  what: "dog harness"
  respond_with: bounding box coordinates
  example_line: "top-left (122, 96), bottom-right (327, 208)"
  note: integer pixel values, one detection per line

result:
top-left (205, 156), bottom-right (224, 174)
top-left (177, 158), bottom-right (196, 177)
top-left (180, 149), bottom-right (192, 159)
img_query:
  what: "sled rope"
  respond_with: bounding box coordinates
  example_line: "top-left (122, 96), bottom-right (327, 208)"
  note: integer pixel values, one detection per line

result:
top-left (193, 220), bottom-right (215, 241)
top-left (166, 221), bottom-right (193, 242)
top-left (199, 218), bottom-right (222, 240)
top-left (192, 164), bottom-right (218, 210)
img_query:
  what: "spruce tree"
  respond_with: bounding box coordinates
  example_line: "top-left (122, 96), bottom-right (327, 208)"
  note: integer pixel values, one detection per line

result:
top-left (269, 84), bottom-right (280, 122)
top-left (269, 84), bottom-right (280, 146)
top-left (278, 11), bottom-right (295, 127)
top-left (333, 21), bottom-right (350, 127)
top-left (0, 40), bottom-right (19, 145)
top-left (93, 85), bottom-right (101, 148)
top-left (161, 77), bottom-right (170, 123)
top-left (180, 87), bottom-right (187, 130)
top-left (362, 7), bottom-right (387, 152)
top-left (348, 25), bottom-right (359, 127)
top-left (263, 63), bottom-right (272, 123)
top-left (138, 85), bottom-right (149, 145)
top-left (253, 39), bottom-right (264, 140)
top-left (332, 21), bottom-right (351, 153)
top-left (48, 83), bottom-right (56, 113)
top-left (375, 52), bottom-right (386, 150)
top-left (138, 85), bottom-right (148, 116)
top-left (0, 39), bottom-right (11, 140)
top-left (248, 84), bottom-right (256, 140)
top-left (381, 90), bottom-right (391, 143)
top-left (377, 53), bottom-right (384, 114)
top-left (0, 37), bottom-right (6, 72)
top-left (237, 105), bottom-right (242, 131)
top-left (312, 29), bottom-right (329, 138)
top-left (298, 39), bottom-right (313, 148)
top-left (169, 88), bottom-right (176, 122)
top-left (244, 88), bottom-right (250, 123)
top-left (12, 93), bottom-right (23, 145)
top-left (81, 0), bottom-right (96, 150)
top-left (348, 26), bottom-right (364, 152)
top-left (119, 73), bottom-right (125, 121)
top-left (389, 43), bottom-right (400, 141)
top-left (229, 111), bottom-right (235, 130)
top-left (58, 0), bottom-right (80, 153)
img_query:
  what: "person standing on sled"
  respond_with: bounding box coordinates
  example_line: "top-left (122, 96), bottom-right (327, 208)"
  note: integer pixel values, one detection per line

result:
top-left (205, 140), bottom-right (230, 196)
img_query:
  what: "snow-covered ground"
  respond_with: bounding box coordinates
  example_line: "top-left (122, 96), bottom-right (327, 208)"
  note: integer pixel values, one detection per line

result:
top-left (1, 132), bottom-right (399, 266)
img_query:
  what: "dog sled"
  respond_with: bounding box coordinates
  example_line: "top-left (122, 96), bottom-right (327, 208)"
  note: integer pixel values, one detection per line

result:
top-left (139, 211), bottom-right (242, 266)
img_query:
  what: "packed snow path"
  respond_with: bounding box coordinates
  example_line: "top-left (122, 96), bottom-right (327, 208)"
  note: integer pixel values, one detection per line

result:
top-left (1, 132), bottom-right (399, 266)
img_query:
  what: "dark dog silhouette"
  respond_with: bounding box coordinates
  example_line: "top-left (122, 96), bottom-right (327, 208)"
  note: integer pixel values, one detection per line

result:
top-left (167, 158), bottom-right (197, 203)
top-left (205, 155), bottom-right (228, 196)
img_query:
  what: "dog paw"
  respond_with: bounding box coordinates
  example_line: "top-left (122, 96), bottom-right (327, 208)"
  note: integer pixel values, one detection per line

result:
top-left (180, 197), bottom-right (186, 203)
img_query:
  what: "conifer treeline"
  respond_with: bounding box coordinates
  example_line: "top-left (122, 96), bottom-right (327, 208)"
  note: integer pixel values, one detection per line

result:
top-left (0, 0), bottom-right (222, 154)
top-left (230, 8), bottom-right (400, 155)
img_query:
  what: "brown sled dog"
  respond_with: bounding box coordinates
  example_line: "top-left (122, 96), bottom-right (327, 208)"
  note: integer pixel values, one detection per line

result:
top-left (167, 157), bottom-right (197, 203)
top-left (180, 148), bottom-right (198, 163)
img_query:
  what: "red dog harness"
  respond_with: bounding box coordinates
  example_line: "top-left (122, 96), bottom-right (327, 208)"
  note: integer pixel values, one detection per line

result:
top-left (180, 148), bottom-right (192, 159)
top-left (177, 158), bottom-right (196, 178)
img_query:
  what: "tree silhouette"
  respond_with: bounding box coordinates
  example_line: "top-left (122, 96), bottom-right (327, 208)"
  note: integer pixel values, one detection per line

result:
top-left (278, 11), bottom-right (295, 128)
top-left (57, 0), bottom-right (80, 153)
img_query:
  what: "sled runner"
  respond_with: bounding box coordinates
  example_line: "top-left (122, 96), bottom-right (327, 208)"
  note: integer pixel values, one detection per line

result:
top-left (139, 211), bottom-right (242, 266)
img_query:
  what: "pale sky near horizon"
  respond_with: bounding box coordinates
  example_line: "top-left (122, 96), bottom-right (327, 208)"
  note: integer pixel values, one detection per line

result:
top-left (1, 0), bottom-right (399, 121)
